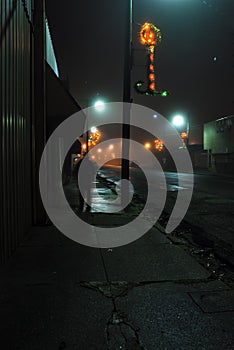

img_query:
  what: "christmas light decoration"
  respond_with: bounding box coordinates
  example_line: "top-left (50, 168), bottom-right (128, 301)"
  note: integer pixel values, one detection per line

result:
top-left (139, 22), bottom-right (162, 46)
top-left (88, 129), bottom-right (101, 148)
top-left (180, 132), bottom-right (188, 140)
top-left (135, 22), bottom-right (169, 97)
top-left (154, 139), bottom-right (164, 152)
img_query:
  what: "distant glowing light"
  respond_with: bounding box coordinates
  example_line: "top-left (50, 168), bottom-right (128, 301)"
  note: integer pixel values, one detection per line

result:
top-left (144, 142), bottom-right (151, 149)
top-left (82, 144), bottom-right (87, 150)
top-left (154, 139), bottom-right (164, 152)
top-left (108, 144), bottom-right (114, 150)
top-left (94, 100), bottom-right (105, 112)
top-left (153, 114), bottom-right (158, 119)
top-left (88, 129), bottom-right (101, 148)
top-left (172, 115), bottom-right (185, 127)
top-left (97, 148), bottom-right (102, 153)
top-left (90, 126), bottom-right (97, 133)
top-left (181, 132), bottom-right (188, 139)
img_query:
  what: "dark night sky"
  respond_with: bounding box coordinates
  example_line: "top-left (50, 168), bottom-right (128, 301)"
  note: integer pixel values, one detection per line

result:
top-left (46, 0), bottom-right (234, 143)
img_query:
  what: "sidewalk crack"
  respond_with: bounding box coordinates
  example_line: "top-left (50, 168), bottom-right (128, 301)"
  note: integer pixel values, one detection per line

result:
top-left (106, 309), bottom-right (144, 350)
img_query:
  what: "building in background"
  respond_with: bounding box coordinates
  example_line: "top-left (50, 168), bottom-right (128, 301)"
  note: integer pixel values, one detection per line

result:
top-left (0, 0), bottom-right (81, 263)
top-left (204, 115), bottom-right (234, 174)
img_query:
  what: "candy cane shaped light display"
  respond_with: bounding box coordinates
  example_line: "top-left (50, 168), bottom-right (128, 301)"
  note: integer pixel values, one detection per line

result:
top-left (135, 22), bottom-right (169, 97)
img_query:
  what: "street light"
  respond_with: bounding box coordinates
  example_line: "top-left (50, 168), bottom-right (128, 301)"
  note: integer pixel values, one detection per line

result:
top-left (121, 0), bottom-right (167, 183)
top-left (121, 0), bottom-right (169, 187)
top-left (172, 114), bottom-right (190, 146)
top-left (94, 100), bottom-right (105, 112)
top-left (172, 115), bottom-right (185, 128)
top-left (121, 0), bottom-right (132, 183)
top-left (86, 100), bottom-right (105, 153)
top-left (90, 126), bottom-right (97, 134)
top-left (144, 142), bottom-right (151, 149)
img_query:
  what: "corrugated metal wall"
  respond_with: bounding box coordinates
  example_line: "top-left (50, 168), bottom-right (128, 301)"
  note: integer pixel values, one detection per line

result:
top-left (0, 0), bottom-right (33, 263)
top-left (22, 0), bottom-right (34, 22)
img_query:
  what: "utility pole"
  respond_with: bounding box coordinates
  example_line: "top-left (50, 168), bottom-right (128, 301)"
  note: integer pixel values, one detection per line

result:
top-left (86, 130), bottom-right (89, 154)
top-left (121, 0), bottom-right (132, 181)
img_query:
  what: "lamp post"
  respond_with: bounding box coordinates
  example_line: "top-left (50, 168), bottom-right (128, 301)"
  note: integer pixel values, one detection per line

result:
top-left (121, 1), bottom-right (167, 182)
top-left (85, 100), bottom-right (105, 153)
top-left (121, 1), bottom-right (168, 182)
top-left (172, 114), bottom-right (190, 147)
top-left (121, 0), bottom-right (133, 181)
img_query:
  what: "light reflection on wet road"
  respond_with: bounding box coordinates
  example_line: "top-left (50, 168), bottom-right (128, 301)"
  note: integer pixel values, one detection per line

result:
top-left (98, 165), bottom-right (234, 202)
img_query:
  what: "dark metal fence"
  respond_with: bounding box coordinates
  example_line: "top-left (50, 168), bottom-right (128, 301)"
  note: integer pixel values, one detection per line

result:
top-left (0, 0), bottom-right (33, 263)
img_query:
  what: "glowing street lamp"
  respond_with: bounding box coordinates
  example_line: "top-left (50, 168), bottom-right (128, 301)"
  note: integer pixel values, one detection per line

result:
top-left (90, 126), bottom-right (97, 133)
top-left (144, 142), bottom-right (151, 149)
top-left (172, 115), bottom-right (185, 128)
top-left (86, 100), bottom-right (105, 152)
top-left (172, 114), bottom-right (190, 146)
top-left (94, 100), bottom-right (105, 112)
top-left (88, 128), bottom-right (101, 150)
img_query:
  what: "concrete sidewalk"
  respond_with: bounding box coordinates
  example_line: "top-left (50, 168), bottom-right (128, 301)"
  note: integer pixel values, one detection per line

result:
top-left (0, 176), bottom-right (233, 349)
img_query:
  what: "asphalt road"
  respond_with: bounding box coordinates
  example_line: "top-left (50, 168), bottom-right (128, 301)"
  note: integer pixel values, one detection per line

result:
top-left (99, 165), bottom-right (234, 251)
top-left (165, 171), bottom-right (234, 199)
top-left (99, 165), bottom-right (234, 201)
